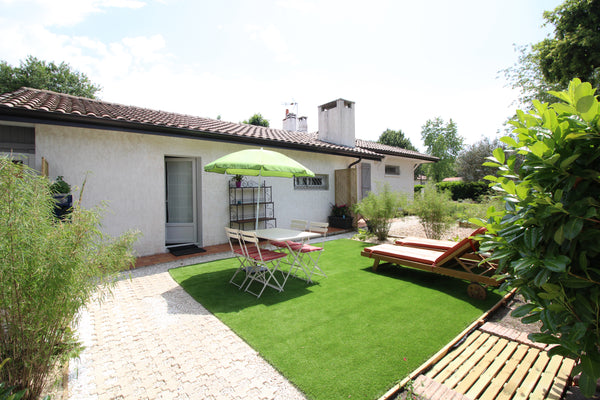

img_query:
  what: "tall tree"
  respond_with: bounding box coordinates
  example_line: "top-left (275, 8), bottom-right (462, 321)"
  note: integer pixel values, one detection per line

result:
top-left (455, 137), bottom-right (503, 182)
top-left (502, 45), bottom-right (561, 107)
top-left (536, 0), bottom-right (600, 89)
top-left (0, 55), bottom-right (101, 98)
top-left (503, 0), bottom-right (600, 107)
top-left (243, 113), bottom-right (269, 127)
top-left (378, 129), bottom-right (424, 179)
top-left (377, 129), bottom-right (417, 151)
top-left (420, 117), bottom-right (464, 182)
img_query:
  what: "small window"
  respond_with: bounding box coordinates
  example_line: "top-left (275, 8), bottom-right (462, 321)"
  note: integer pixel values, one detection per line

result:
top-left (0, 125), bottom-right (35, 153)
top-left (294, 174), bottom-right (329, 190)
top-left (385, 165), bottom-right (401, 176)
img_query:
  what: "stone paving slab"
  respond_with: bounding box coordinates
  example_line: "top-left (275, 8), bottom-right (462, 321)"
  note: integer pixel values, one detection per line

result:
top-left (68, 252), bottom-right (309, 400)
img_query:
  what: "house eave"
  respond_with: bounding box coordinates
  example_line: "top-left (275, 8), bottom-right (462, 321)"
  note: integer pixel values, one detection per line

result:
top-left (375, 149), bottom-right (439, 162)
top-left (0, 107), bottom-right (383, 161)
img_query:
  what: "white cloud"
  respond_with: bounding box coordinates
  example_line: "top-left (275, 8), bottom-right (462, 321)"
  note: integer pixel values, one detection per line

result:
top-left (0, 0), bottom-right (554, 152)
top-left (275, 0), bottom-right (317, 12)
top-left (0, 0), bottom-right (147, 27)
top-left (245, 24), bottom-right (296, 64)
top-left (122, 35), bottom-right (168, 63)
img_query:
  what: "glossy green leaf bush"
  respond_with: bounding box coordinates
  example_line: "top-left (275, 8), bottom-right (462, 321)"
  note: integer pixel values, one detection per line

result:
top-left (472, 79), bottom-right (600, 396)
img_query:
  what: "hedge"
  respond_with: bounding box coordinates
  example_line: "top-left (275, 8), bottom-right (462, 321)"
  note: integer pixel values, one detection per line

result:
top-left (414, 181), bottom-right (490, 201)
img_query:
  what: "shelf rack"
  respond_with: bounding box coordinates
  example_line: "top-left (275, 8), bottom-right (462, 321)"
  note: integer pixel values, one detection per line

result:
top-left (229, 182), bottom-right (276, 230)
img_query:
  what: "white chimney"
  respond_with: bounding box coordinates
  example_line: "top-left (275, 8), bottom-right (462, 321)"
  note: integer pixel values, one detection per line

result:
top-left (298, 116), bottom-right (308, 132)
top-left (317, 99), bottom-right (355, 147)
top-left (282, 109), bottom-right (297, 131)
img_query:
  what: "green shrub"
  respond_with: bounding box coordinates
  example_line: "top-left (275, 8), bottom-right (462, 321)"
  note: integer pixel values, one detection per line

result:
top-left (0, 159), bottom-right (138, 399)
top-left (352, 228), bottom-right (374, 241)
top-left (411, 182), bottom-right (455, 239)
top-left (330, 204), bottom-right (351, 217)
top-left (49, 175), bottom-right (70, 194)
top-left (353, 183), bottom-right (406, 241)
top-left (414, 181), bottom-right (490, 201)
top-left (474, 79), bottom-right (600, 397)
top-left (455, 196), bottom-right (504, 224)
top-left (436, 181), bottom-right (490, 201)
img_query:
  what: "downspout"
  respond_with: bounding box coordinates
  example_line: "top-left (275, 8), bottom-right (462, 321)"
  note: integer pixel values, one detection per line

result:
top-left (348, 157), bottom-right (362, 168)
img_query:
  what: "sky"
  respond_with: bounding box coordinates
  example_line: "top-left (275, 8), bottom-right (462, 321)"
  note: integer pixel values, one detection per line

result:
top-left (0, 0), bottom-right (564, 152)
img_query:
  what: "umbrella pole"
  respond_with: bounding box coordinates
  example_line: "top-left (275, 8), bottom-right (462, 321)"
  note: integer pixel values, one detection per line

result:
top-left (255, 171), bottom-right (262, 230)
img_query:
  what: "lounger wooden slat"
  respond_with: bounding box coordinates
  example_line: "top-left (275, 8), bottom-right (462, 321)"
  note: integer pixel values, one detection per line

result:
top-left (478, 343), bottom-right (530, 400)
top-left (546, 358), bottom-right (576, 400)
top-left (396, 313), bottom-right (577, 400)
top-left (514, 351), bottom-right (550, 399)
top-left (413, 375), bottom-right (471, 400)
top-left (428, 332), bottom-right (491, 382)
top-left (454, 338), bottom-right (510, 393)
top-left (496, 348), bottom-right (542, 400)
top-left (460, 339), bottom-right (517, 397)
top-left (529, 355), bottom-right (565, 400)
top-left (442, 334), bottom-right (500, 389)
top-left (425, 330), bottom-right (483, 378)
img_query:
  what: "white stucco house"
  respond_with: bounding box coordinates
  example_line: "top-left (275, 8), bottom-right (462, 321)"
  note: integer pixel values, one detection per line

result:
top-left (0, 88), bottom-right (437, 257)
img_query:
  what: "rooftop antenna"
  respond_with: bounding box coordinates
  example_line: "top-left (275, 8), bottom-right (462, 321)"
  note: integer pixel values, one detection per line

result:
top-left (282, 100), bottom-right (298, 116)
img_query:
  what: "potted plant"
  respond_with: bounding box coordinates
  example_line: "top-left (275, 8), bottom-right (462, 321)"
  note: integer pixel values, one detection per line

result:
top-left (50, 175), bottom-right (73, 219)
top-left (328, 204), bottom-right (353, 229)
top-left (233, 174), bottom-right (244, 188)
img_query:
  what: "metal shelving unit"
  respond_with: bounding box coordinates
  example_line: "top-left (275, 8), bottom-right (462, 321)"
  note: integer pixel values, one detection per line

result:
top-left (229, 182), bottom-right (276, 230)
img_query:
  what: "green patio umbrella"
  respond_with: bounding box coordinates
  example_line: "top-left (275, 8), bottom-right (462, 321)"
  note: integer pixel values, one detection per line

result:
top-left (204, 147), bottom-right (315, 229)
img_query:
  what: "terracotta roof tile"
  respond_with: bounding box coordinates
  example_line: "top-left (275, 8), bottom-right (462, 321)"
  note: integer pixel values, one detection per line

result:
top-left (0, 87), bottom-right (434, 161)
top-left (356, 139), bottom-right (438, 161)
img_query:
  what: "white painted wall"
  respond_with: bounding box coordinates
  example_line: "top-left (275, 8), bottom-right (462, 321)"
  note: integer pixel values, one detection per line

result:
top-left (34, 124), bottom-right (354, 256)
top-left (358, 156), bottom-right (416, 198)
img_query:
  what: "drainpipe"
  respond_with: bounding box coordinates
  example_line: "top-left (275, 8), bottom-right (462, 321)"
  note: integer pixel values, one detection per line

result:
top-left (345, 157), bottom-right (362, 227)
top-left (348, 157), bottom-right (362, 169)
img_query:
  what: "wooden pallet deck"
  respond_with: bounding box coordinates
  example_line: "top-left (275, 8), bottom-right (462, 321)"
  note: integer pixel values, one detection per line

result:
top-left (410, 328), bottom-right (576, 400)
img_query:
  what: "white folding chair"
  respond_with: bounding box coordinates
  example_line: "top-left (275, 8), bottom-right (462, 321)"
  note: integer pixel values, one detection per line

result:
top-left (226, 227), bottom-right (257, 289)
top-left (291, 219), bottom-right (308, 231)
top-left (291, 221), bottom-right (328, 282)
top-left (239, 231), bottom-right (288, 298)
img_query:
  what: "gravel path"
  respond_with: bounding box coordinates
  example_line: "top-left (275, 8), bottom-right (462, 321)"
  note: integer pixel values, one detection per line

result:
top-left (388, 216), bottom-right (475, 240)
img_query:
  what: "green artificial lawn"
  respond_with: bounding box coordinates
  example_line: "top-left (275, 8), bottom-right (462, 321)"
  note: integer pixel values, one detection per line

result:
top-left (169, 239), bottom-right (501, 400)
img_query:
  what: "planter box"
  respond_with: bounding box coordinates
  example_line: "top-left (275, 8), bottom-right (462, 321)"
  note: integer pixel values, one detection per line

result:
top-left (53, 193), bottom-right (73, 219)
top-left (328, 216), bottom-right (353, 229)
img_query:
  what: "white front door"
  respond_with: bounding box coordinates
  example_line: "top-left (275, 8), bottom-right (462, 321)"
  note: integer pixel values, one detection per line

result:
top-left (165, 157), bottom-right (197, 245)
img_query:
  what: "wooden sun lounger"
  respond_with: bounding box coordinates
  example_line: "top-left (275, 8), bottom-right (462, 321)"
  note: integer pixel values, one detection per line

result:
top-left (394, 227), bottom-right (487, 251)
top-left (395, 237), bottom-right (461, 251)
top-left (361, 230), bottom-right (502, 299)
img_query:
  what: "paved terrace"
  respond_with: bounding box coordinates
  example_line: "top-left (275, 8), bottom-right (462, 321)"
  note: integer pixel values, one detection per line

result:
top-left (68, 228), bottom-right (351, 400)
